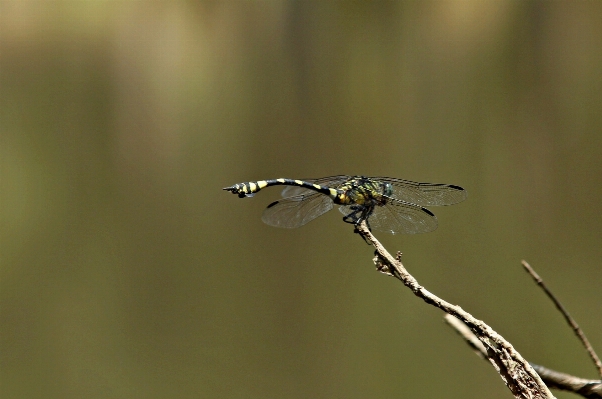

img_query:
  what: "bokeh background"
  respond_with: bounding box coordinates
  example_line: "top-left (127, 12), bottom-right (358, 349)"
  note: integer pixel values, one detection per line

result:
top-left (1, 1), bottom-right (601, 398)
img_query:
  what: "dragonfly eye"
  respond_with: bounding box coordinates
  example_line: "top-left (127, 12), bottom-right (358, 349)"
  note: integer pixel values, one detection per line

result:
top-left (383, 183), bottom-right (393, 197)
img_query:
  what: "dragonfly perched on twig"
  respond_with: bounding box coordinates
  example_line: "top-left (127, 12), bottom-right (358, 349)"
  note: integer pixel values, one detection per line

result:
top-left (224, 175), bottom-right (466, 234)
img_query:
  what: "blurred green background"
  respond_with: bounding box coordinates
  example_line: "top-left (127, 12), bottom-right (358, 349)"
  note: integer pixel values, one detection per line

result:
top-left (1, 1), bottom-right (601, 398)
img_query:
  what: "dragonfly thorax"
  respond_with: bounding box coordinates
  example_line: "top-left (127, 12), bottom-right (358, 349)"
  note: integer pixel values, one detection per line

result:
top-left (334, 177), bottom-right (392, 207)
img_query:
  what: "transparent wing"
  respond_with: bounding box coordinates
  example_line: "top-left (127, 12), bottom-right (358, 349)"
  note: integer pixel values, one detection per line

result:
top-left (372, 177), bottom-right (467, 206)
top-left (339, 200), bottom-right (438, 234)
top-left (262, 193), bottom-right (334, 228)
top-left (280, 175), bottom-right (351, 198)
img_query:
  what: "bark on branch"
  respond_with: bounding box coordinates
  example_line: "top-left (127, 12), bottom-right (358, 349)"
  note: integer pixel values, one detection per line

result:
top-left (445, 314), bottom-right (602, 399)
top-left (355, 221), bottom-right (555, 399)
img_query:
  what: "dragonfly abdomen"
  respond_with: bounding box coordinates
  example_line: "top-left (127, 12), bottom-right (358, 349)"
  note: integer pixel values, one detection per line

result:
top-left (223, 178), bottom-right (338, 199)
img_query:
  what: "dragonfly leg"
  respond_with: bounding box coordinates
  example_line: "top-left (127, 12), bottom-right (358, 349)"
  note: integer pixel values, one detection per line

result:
top-left (345, 205), bottom-right (375, 245)
top-left (343, 206), bottom-right (375, 230)
top-left (342, 205), bottom-right (363, 225)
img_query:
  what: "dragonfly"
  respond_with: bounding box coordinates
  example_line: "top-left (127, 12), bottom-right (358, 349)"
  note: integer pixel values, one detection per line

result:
top-left (223, 176), bottom-right (466, 234)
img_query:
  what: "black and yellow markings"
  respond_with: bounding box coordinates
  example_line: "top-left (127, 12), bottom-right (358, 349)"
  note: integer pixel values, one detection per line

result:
top-left (223, 175), bottom-right (466, 234)
top-left (223, 178), bottom-right (338, 199)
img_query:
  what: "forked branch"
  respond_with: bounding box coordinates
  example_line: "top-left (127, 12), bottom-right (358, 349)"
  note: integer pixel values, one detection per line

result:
top-left (355, 221), bottom-right (555, 399)
top-left (521, 260), bottom-right (602, 378)
top-left (445, 315), bottom-right (602, 399)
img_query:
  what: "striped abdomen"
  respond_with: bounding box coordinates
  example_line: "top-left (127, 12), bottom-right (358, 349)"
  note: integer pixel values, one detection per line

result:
top-left (223, 178), bottom-right (339, 199)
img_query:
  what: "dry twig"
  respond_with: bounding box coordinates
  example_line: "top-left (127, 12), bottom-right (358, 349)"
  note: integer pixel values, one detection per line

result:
top-left (521, 260), bottom-right (602, 378)
top-left (445, 314), bottom-right (602, 399)
top-left (355, 221), bottom-right (555, 399)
